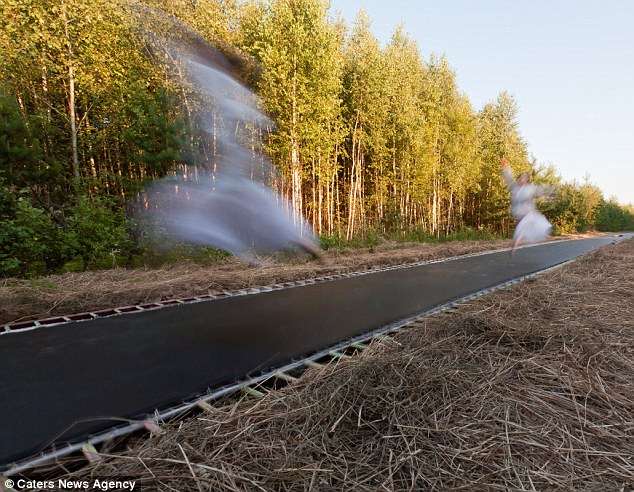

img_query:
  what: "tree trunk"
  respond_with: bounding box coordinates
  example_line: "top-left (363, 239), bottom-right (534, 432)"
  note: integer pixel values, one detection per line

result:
top-left (290, 53), bottom-right (302, 224)
top-left (316, 152), bottom-right (325, 236)
top-left (347, 116), bottom-right (360, 239)
top-left (446, 191), bottom-right (454, 236)
top-left (61, 0), bottom-right (80, 180)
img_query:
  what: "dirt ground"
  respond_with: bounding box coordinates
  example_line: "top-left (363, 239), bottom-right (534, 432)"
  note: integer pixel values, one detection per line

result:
top-left (38, 235), bottom-right (632, 490)
top-left (0, 238), bottom-right (516, 326)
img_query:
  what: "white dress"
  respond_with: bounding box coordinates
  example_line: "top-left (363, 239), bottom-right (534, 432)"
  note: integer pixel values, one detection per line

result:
top-left (502, 167), bottom-right (552, 244)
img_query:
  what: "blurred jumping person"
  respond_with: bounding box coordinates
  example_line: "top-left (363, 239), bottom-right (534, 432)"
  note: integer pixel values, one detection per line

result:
top-left (501, 158), bottom-right (552, 255)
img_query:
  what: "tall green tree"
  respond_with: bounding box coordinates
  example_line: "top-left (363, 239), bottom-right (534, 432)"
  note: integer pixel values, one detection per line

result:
top-left (419, 56), bottom-right (479, 236)
top-left (341, 10), bottom-right (390, 237)
top-left (473, 91), bottom-right (529, 232)
top-left (0, 91), bottom-right (44, 187)
top-left (239, 0), bottom-right (344, 232)
top-left (595, 198), bottom-right (634, 231)
top-left (381, 25), bottom-right (426, 232)
top-left (139, 0), bottom-right (240, 45)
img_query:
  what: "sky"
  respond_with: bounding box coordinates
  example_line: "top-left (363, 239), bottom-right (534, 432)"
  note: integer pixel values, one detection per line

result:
top-left (328, 0), bottom-right (633, 205)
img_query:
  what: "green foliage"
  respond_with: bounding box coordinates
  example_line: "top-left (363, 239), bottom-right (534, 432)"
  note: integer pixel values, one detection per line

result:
top-left (471, 92), bottom-right (530, 233)
top-left (544, 185), bottom-right (580, 235)
top-left (64, 194), bottom-right (132, 269)
top-left (341, 11), bottom-right (389, 236)
top-left (319, 229), bottom-right (380, 250)
top-left (396, 227), bottom-right (439, 244)
top-left (0, 0), bottom-right (624, 274)
top-left (239, 0), bottom-right (345, 234)
top-left (320, 225), bottom-right (497, 251)
top-left (0, 183), bottom-right (132, 276)
top-left (0, 173), bottom-right (17, 218)
top-left (131, 242), bottom-right (230, 268)
top-left (0, 193), bottom-right (60, 275)
top-left (0, 91), bottom-right (42, 185)
top-left (397, 226), bottom-right (498, 243)
top-left (595, 199), bottom-right (634, 232)
top-left (121, 84), bottom-right (189, 176)
top-left (540, 177), bottom-right (604, 235)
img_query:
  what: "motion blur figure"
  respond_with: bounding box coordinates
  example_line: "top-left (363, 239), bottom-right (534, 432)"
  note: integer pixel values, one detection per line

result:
top-left (146, 173), bottom-right (320, 262)
top-left (132, 4), bottom-right (320, 262)
top-left (501, 158), bottom-right (552, 255)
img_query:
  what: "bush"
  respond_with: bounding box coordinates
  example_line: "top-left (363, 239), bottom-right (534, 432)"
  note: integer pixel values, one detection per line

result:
top-left (319, 229), bottom-right (380, 250)
top-left (397, 227), bottom-right (439, 243)
top-left (595, 200), bottom-right (634, 232)
top-left (395, 226), bottom-right (498, 243)
top-left (0, 195), bottom-right (60, 275)
top-left (131, 242), bottom-right (230, 268)
top-left (0, 189), bottom-right (133, 276)
top-left (64, 195), bottom-right (132, 269)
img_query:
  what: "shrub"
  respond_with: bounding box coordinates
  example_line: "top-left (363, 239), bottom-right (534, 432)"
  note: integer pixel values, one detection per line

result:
top-left (63, 195), bottom-right (132, 269)
top-left (0, 195), bottom-right (59, 275)
top-left (0, 189), bottom-right (133, 276)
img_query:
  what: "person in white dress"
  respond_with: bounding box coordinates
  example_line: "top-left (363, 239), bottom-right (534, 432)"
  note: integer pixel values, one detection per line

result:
top-left (501, 158), bottom-right (552, 255)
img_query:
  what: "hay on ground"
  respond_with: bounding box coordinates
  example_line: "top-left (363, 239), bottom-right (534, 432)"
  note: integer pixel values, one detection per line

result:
top-left (0, 239), bottom-right (512, 325)
top-left (48, 238), bottom-right (634, 490)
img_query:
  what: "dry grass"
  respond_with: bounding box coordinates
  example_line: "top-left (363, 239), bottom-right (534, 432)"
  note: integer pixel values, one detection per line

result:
top-left (0, 239), bottom-right (512, 325)
top-left (54, 237), bottom-right (633, 490)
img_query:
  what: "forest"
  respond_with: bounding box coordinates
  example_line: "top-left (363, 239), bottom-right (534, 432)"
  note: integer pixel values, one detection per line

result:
top-left (1, 0), bottom-right (633, 276)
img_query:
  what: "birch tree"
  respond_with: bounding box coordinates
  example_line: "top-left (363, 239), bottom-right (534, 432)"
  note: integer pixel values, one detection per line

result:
top-left (239, 0), bottom-right (344, 230)
top-left (473, 91), bottom-right (529, 232)
top-left (382, 25), bottom-right (426, 231)
top-left (341, 10), bottom-right (389, 237)
top-left (420, 56), bottom-right (479, 235)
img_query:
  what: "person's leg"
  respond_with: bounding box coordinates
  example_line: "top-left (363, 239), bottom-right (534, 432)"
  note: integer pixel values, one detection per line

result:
top-left (511, 217), bottom-right (525, 257)
top-left (511, 231), bottom-right (523, 257)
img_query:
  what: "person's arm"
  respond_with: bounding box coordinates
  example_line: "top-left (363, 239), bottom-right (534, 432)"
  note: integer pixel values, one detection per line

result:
top-left (501, 158), bottom-right (515, 189)
top-left (534, 183), bottom-right (555, 199)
